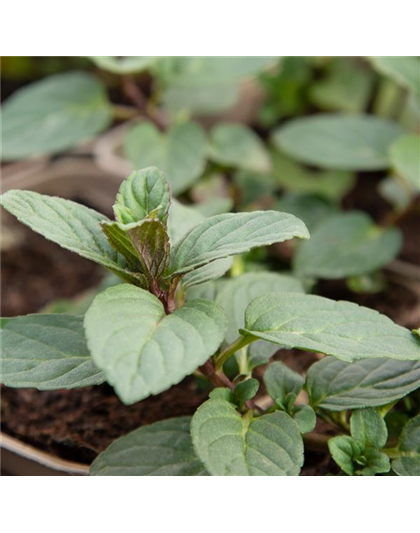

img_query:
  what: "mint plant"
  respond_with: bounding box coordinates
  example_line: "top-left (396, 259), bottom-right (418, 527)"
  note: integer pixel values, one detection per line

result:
top-left (1, 165), bottom-right (420, 476)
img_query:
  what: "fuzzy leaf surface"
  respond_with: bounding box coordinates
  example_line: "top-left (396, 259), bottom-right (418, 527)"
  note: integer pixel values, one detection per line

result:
top-left (264, 361), bottom-right (304, 407)
top-left (350, 409), bottom-right (388, 449)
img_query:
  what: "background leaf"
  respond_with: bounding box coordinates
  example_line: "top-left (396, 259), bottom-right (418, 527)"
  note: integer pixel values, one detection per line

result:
top-left (389, 135), bottom-right (420, 190)
top-left (306, 357), bottom-right (420, 411)
top-left (392, 415), bottom-right (420, 476)
top-left (125, 122), bottom-right (207, 194)
top-left (89, 56), bottom-right (157, 74)
top-left (264, 361), bottom-right (304, 407)
top-left (272, 114), bottom-right (404, 170)
top-left (2, 72), bottom-right (112, 160)
top-left (370, 56), bottom-right (420, 95)
top-left (242, 293), bottom-right (420, 363)
top-left (209, 123), bottom-right (272, 173)
top-left (191, 398), bottom-right (303, 476)
top-left (84, 285), bottom-right (226, 404)
top-left (90, 416), bottom-right (207, 476)
top-left (293, 212), bottom-right (402, 279)
top-left (0, 314), bottom-right (104, 389)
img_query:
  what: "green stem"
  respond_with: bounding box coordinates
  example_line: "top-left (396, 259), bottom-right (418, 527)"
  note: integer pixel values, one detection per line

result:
top-left (214, 335), bottom-right (255, 371)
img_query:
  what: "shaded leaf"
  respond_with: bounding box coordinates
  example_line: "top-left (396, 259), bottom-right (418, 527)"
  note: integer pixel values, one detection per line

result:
top-left (90, 56), bottom-right (157, 74)
top-left (0, 314), bottom-right (104, 389)
top-left (370, 57), bottom-right (420, 95)
top-left (264, 361), bottom-right (304, 407)
top-left (182, 257), bottom-right (233, 289)
top-left (128, 219), bottom-right (170, 280)
top-left (351, 409), bottom-right (388, 449)
top-left (233, 379), bottom-right (260, 408)
top-left (392, 415), bottom-right (420, 476)
top-left (293, 405), bottom-right (316, 433)
top-left (389, 135), bottom-right (420, 190)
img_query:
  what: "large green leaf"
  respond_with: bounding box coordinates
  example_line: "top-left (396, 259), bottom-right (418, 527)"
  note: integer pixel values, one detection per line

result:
top-left (124, 122), bottom-right (207, 194)
top-left (370, 57), bottom-right (420, 95)
top-left (293, 212), bottom-right (402, 279)
top-left (306, 357), bottom-right (420, 411)
top-left (389, 135), bottom-right (420, 190)
top-left (2, 72), bottom-right (112, 160)
top-left (89, 56), bottom-right (157, 74)
top-left (215, 272), bottom-right (305, 343)
top-left (209, 123), bottom-right (272, 173)
top-left (241, 293), bottom-right (420, 363)
top-left (84, 285), bottom-right (226, 404)
top-left (90, 416), bottom-right (207, 476)
top-left (0, 190), bottom-right (138, 282)
top-left (272, 114), bottom-right (403, 170)
top-left (113, 167), bottom-right (171, 225)
top-left (167, 211), bottom-right (309, 277)
top-left (191, 398), bottom-right (303, 476)
top-left (0, 314), bottom-right (104, 389)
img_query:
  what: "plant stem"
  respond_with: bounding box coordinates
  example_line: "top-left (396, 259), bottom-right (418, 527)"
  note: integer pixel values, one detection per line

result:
top-left (122, 76), bottom-right (167, 130)
top-left (214, 335), bottom-right (255, 370)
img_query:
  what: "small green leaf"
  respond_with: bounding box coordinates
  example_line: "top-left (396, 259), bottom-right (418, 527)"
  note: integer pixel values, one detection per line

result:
top-left (293, 212), bottom-right (402, 279)
top-left (90, 416), bottom-right (207, 476)
top-left (0, 314), bottom-right (104, 389)
top-left (113, 167), bottom-right (171, 225)
top-left (0, 190), bottom-right (137, 282)
top-left (306, 357), bottom-right (420, 411)
top-left (191, 398), bottom-right (304, 476)
top-left (168, 211), bottom-right (309, 278)
top-left (293, 405), bottom-right (316, 434)
top-left (209, 123), bottom-right (272, 173)
top-left (2, 72), bottom-right (112, 160)
top-left (264, 361), bottom-right (304, 408)
top-left (389, 135), bottom-right (420, 190)
top-left (125, 122), bottom-right (207, 194)
top-left (84, 285), bottom-right (226, 404)
top-left (392, 415), bottom-right (420, 476)
top-left (328, 436), bottom-right (364, 475)
top-left (370, 57), bottom-right (420, 95)
top-left (233, 378), bottom-right (259, 408)
top-left (350, 409), bottom-right (388, 449)
top-left (209, 388), bottom-right (234, 402)
top-left (216, 272), bottom-right (305, 343)
top-left (272, 114), bottom-right (403, 170)
top-left (242, 293), bottom-right (420, 363)
top-left (100, 220), bottom-right (144, 272)
top-left (89, 56), bottom-right (157, 74)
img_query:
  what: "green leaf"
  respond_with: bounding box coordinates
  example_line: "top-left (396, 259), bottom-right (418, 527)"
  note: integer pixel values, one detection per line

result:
top-left (0, 314), bottom-right (104, 389)
top-left (310, 58), bottom-right (374, 113)
top-left (264, 361), bottom-right (304, 408)
top-left (191, 399), bottom-right (304, 476)
top-left (233, 378), bottom-right (260, 408)
top-left (100, 221), bottom-right (144, 272)
top-left (2, 72), bottom-right (112, 160)
top-left (306, 357), bottom-right (420, 411)
top-left (113, 167), bottom-right (171, 225)
top-left (124, 122), bottom-right (207, 194)
top-left (84, 285), bottom-right (226, 404)
top-left (89, 56), bottom-right (157, 74)
top-left (392, 415), bottom-right (420, 476)
top-left (167, 211), bottom-right (309, 278)
top-left (293, 212), bottom-right (402, 279)
top-left (389, 135), bottom-right (420, 190)
top-left (370, 57), bottom-right (420, 95)
top-left (378, 176), bottom-right (413, 211)
top-left (271, 150), bottom-right (355, 202)
top-left (272, 114), bottom-right (404, 170)
top-left (209, 123), bottom-right (272, 173)
top-left (90, 416), bottom-right (207, 476)
top-left (182, 257), bottom-right (233, 289)
top-left (328, 436), bottom-right (364, 475)
top-left (0, 190), bottom-right (138, 282)
top-left (293, 405), bottom-right (316, 434)
top-left (329, 436), bottom-right (390, 476)
top-left (242, 293), bottom-right (420, 363)
top-left (350, 409), bottom-right (388, 449)
top-left (216, 272), bottom-right (305, 343)
top-left (248, 341), bottom-right (279, 370)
